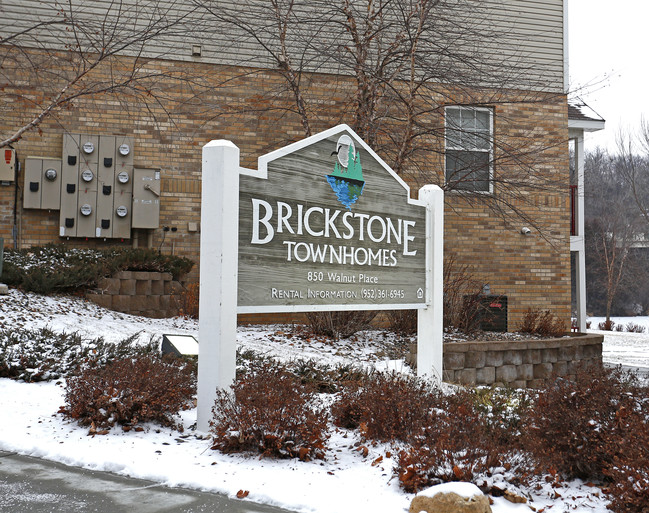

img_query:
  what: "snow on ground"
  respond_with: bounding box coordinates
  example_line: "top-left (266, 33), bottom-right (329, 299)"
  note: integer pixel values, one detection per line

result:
top-left (589, 316), bottom-right (649, 370)
top-left (0, 290), bottom-right (636, 513)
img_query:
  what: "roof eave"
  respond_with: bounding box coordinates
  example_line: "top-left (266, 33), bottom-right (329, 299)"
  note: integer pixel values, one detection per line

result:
top-left (568, 119), bottom-right (606, 132)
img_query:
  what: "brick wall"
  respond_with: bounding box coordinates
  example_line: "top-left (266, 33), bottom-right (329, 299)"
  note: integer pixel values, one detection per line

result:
top-left (0, 51), bottom-right (571, 328)
top-left (443, 97), bottom-right (571, 330)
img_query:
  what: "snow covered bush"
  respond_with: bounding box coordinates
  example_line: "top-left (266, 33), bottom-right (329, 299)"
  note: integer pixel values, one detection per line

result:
top-left (210, 361), bottom-right (328, 461)
top-left (0, 327), bottom-right (156, 382)
top-left (521, 364), bottom-right (644, 482)
top-left (62, 354), bottom-right (195, 431)
top-left (599, 379), bottom-right (649, 513)
top-left (287, 358), bottom-right (369, 393)
top-left (607, 465), bottom-right (649, 513)
top-left (2, 243), bottom-right (193, 293)
top-left (396, 389), bottom-right (508, 493)
top-left (331, 372), bottom-right (439, 443)
top-left (469, 386), bottom-right (533, 446)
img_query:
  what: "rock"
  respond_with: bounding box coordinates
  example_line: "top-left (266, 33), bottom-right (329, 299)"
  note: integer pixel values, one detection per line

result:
top-left (504, 489), bottom-right (527, 504)
top-left (0, 283), bottom-right (8, 295)
top-left (410, 482), bottom-right (492, 513)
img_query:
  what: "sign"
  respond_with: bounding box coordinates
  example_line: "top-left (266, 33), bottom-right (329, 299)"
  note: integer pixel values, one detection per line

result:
top-left (196, 125), bottom-right (444, 432)
top-left (238, 127), bottom-right (427, 312)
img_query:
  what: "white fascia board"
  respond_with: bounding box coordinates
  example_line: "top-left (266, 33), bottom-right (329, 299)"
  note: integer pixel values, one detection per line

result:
top-left (568, 119), bottom-right (606, 132)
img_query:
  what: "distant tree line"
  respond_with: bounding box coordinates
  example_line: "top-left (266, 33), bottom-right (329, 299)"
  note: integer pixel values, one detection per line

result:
top-left (585, 128), bottom-right (649, 319)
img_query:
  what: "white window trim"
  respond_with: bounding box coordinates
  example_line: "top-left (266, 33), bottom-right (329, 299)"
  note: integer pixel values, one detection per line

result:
top-left (444, 106), bottom-right (494, 194)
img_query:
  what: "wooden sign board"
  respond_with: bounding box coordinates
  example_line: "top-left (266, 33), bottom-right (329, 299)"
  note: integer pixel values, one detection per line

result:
top-left (197, 125), bottom-right (443, 432)
top-left (238, 126), bottom-right (427, 312)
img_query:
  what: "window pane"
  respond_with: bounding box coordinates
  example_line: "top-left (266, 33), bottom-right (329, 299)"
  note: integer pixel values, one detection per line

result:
top-left (461, 110), bottom-right (475, 130)
top-left (464, 131), bottom-right (477, 149)
top-left (447, 128), bottom-right (461, 148)
top-left (475, 130), bottom-right (490, 150)
top-left (446, 150), bottom-right (490, 192)
top-left (475, 110), bottom-right (490, 130)
top-left (446, 108), bottom-right (461, 130)
top-left (470, 152), bottom-right (490, 191)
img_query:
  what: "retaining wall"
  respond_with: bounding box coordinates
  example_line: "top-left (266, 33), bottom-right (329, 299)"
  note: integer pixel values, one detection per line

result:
top-left (408, 333), bottom-right (603, 388)
top-left (441, 334), bottom-right (603, 388)
top-left (86, 271), bottom-right (184, 318)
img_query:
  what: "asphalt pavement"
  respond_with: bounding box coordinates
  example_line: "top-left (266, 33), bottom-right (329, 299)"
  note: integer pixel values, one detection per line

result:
top-left (0, 451), bottom-right (296, 513)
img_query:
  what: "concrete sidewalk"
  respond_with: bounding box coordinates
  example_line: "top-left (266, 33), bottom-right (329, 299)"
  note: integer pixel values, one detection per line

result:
top-left (0, 451), bottom-right (295, 513)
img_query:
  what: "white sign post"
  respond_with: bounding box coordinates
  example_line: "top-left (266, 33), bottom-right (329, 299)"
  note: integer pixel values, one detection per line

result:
top-left (197, 126), bottom-right (443, 432)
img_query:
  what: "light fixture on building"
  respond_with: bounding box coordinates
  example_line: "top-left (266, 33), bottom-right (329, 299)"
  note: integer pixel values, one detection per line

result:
top-left (482, 284), bottom-right (491, 295)
top-left (521, 227), bottom-right (532, 235)
top-left (192, 44), bottom-right (202, 57)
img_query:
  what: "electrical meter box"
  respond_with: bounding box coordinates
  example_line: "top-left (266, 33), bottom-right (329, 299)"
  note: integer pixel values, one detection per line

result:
top-left (132, 168), bottom-right (160, 229)
top-left (24, 157), bottom-right (62, 210)
top-left (0, 149), bottom-right (15, 182)
top-left (96, 136), bottom-right (116, 238)
top-left (58, 133), bottom-right (137, 239)
top-left (60, 134), bottom-right (81, 237)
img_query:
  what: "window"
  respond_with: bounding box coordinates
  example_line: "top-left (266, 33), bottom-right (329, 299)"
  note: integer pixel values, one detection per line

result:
top-left (445, 106), bottom-right (493, 192)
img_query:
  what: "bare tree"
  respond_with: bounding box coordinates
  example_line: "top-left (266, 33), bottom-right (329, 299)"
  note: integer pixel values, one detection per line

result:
top-left (584, 148), bottom-right (642, 321)
top-left (0, 0), bottom-right (200, 148)
top-left (616, 121), bottom-right (649, 227)
top-left (193, 0), bottom-right (569, 240)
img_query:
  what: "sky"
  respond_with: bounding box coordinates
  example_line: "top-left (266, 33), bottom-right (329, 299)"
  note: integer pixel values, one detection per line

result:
top-left (568, 0), bottom-right (649, 152)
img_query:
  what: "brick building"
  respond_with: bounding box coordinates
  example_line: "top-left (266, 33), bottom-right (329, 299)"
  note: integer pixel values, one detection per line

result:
top-left (0, 0), bottom-right (598, 330)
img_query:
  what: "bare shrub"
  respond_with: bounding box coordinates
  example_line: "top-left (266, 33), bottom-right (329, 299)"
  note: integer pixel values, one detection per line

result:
top-left (625, 322), bottom-right (646, 333)
top-left (396, 389), bottom-right (506, 493)
top-left (386, 309), bottom-right (417, 335)
top-left (518, 309), bottom-right (540, 334)
top-left (304, 310), bottom-right (377, 340)
top-left (179, 282), bottom-right (199, 319)
top-left (519, 309), bottom-right (566, 337)
top-left (443, 256), bottom-right (486, 334)
top-left (535, 311), bottom-right (567, 336)
top-left (598, 319), bottom-right (615, 331)
top-left (62, 355), bottom-right (195, 431)
top-left (521, 364), bottom-right (643, 481)
top-left (210, 361), bottom-right (328, 461)
top-left (331, 372), bottom-right (439, 443)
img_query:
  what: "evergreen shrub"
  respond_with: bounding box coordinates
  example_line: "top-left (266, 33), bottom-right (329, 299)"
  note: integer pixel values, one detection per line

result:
top-left (0, 328), bottom-right (156, 382)
top-left (1, 244), bottom-right (193, 294)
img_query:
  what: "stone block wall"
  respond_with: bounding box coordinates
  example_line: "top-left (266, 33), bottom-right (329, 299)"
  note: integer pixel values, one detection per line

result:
top-left (86, 271), bottom-right (184, 318)
top-left (441, 334), bottom-right (603, 388)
